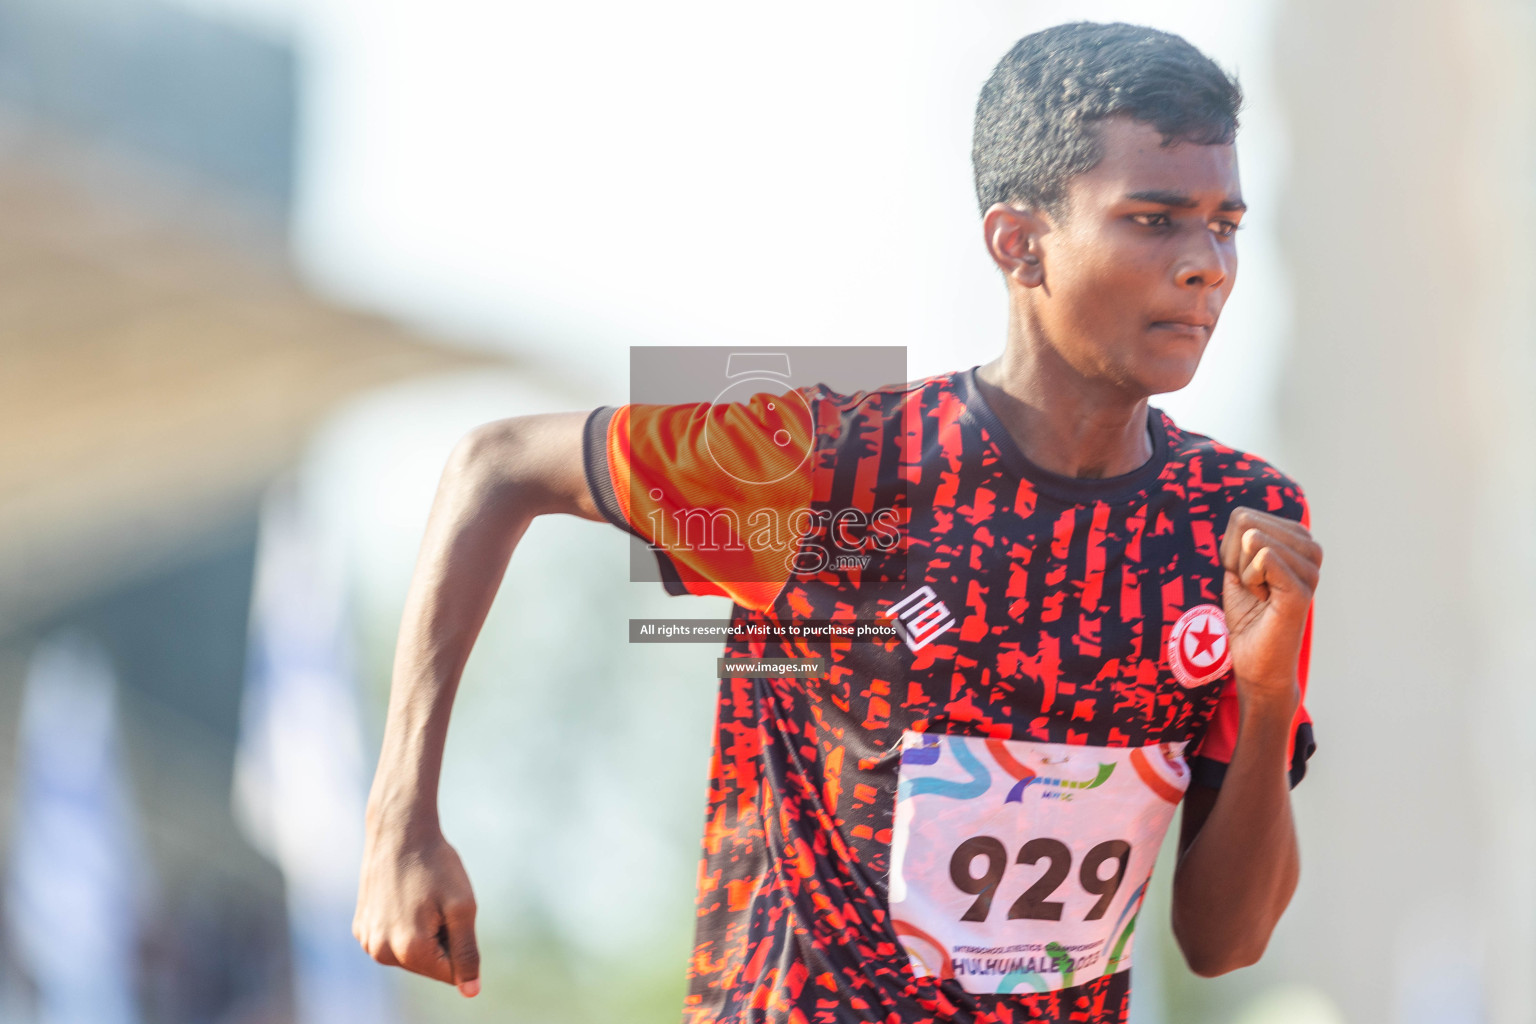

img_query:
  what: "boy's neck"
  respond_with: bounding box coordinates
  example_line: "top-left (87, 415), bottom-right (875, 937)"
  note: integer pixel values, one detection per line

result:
top-left (975, 340), bottom-right (1154, 482)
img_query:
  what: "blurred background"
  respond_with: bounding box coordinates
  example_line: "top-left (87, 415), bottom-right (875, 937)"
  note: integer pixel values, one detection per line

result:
top-left (0, 1), bottom-right (1531, 1023)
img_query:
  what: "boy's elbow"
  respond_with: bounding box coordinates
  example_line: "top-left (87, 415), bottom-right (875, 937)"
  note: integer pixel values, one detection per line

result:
top-left (1173, 926), bottom-right (1268, 978)
top-left (447, 419), bottom-right (537, 504)
top-left (448, 414), bottom-right (593, 519)
top-left (1180, 945), bottom-right (1263, 978)
top-left (451, 420), bottom-right (523, 477)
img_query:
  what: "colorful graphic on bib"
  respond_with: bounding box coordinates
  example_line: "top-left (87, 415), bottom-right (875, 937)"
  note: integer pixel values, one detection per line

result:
top-left (997, 967), bottom-right (1049, 994)
top-left (892, 919), bottom-right (952, 982)
top-left (1167, 603), bottom-right (1233, 688)
top-left (898, 734), bottom-right (991, 801)
top-left (1129, 743), bottom-right (1192, 804)
top-left (903, 733), bottom-right (1118, 805)
top-left (1103, 879), bottom-right (1149, 975)
top-left (987, 736), bottom-right (1116, 804)
top-left (888, 731), bottom-right (1191, 996)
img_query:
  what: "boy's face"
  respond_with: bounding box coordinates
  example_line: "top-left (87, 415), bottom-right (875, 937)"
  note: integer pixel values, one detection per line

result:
top-left (1028, 116), bottom-right (1243, 398)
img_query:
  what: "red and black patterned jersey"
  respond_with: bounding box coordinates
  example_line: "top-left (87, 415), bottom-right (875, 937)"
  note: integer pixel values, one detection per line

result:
top-left (583, 367), bottom-right (1315, 1024)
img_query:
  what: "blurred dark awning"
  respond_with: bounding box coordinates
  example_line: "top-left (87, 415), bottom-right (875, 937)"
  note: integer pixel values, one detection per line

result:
top-left (0, 117), bottom-right (495, 631)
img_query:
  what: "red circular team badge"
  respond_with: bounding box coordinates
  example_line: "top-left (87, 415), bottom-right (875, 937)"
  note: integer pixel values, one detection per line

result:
top-left (1167, 604), bottom-right (1233, 688)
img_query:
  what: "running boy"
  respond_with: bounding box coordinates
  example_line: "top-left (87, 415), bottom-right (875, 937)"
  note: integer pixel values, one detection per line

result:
top-left (353, 22), bottom-right (1322, 1024)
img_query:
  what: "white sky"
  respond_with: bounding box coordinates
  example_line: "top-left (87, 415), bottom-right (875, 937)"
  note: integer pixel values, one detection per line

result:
top-left (230, 0), bottom-right (1290, 453)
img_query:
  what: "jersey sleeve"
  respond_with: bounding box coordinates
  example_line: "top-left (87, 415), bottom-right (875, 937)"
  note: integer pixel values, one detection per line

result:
top-left (582, 391), bottom-right (817, 612)
top-left (1189, 496), bottom-right (1318, 790)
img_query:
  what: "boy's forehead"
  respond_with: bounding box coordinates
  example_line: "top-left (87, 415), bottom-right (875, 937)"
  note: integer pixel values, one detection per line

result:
top-left (1070, 117), bottom-right (1242, 207)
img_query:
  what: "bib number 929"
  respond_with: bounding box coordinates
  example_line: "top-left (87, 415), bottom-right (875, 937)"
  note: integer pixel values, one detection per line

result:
top-left (949, 837), bottom-right (1131, 923)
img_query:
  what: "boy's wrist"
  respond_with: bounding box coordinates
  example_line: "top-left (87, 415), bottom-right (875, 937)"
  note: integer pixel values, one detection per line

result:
top-left (366, 780), bottom-right (440, 838)
top-left (1230, 681), bottom-right (1301, 783)
top-left (1235, 671), bottom-right (1299, 712)
top-left (368, 743), bottom-right (443, 832)
top-left (1234, 677), bottom-right (1300, 734)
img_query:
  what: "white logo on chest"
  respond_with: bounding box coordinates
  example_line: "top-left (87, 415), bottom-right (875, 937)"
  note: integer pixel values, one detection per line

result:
top-left (885, 585), bottom-right (957, 653)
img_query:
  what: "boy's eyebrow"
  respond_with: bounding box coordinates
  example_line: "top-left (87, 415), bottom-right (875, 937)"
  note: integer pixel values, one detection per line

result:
top-left (1125, 189), bottom-right (1248, 212)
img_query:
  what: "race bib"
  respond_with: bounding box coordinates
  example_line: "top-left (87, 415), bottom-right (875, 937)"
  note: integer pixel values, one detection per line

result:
top-left (887, 731), bottom-right (1190, 995)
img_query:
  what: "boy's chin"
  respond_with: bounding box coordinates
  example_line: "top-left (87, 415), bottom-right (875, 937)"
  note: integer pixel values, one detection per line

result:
top-left (1129, 364), bottom-right (1202, 400)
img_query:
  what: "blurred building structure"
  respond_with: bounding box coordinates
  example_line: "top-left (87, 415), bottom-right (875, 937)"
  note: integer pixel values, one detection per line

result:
top-left (0, 123), bottom-right (485, 632)
top-left (0, 1), bottom-right (487, 1019)
top-left (5, 633), bottom-right (146, 1024)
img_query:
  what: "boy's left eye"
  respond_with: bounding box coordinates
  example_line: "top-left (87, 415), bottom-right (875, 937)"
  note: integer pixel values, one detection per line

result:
top-left (1130, 212), bottom-right (1242, 237)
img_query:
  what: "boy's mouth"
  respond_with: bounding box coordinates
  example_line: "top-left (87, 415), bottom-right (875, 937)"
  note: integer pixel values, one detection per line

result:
top-left (1149, 316), bottom-right (1214, 336)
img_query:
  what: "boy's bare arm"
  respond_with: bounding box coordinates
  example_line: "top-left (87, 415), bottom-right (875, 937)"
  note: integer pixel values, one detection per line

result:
top-left (352, 411), bottom-right (601, 996)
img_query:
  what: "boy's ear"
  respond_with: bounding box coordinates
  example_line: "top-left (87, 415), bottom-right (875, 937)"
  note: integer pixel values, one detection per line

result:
top-left (982, 203), bottom-right (1048, 287)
